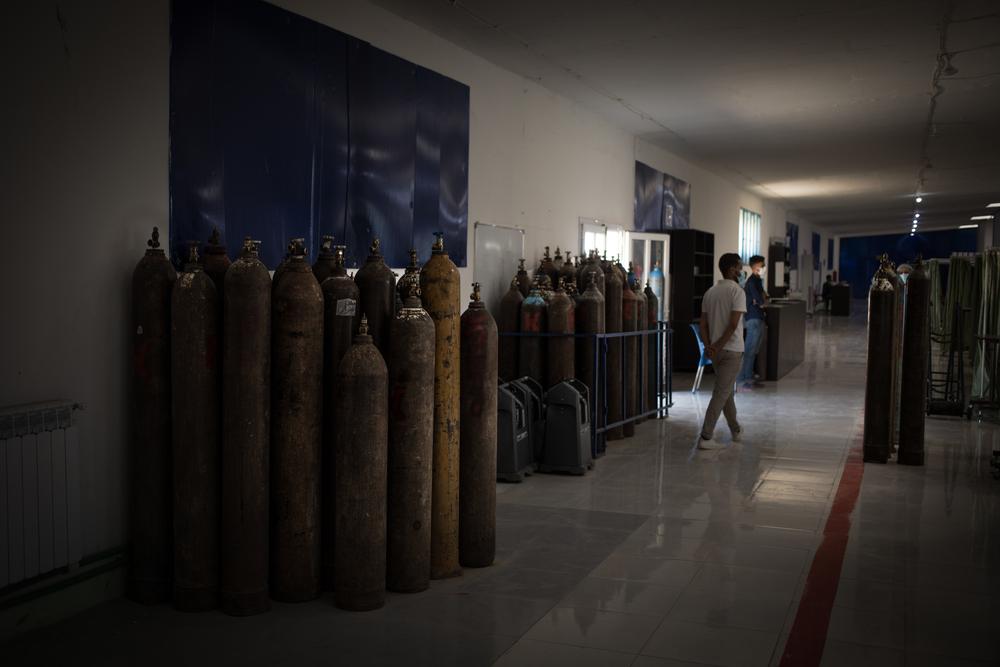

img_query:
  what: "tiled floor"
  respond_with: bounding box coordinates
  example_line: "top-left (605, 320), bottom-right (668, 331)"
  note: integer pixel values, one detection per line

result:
top-left (4, 312), bottom-right (1000, 665)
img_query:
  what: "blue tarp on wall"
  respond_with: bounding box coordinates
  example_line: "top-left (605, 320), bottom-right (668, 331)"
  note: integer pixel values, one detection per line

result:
top-left (169, 0), bottom-right (469, 268)
top-left (839, 228), bottom-right (977, 299)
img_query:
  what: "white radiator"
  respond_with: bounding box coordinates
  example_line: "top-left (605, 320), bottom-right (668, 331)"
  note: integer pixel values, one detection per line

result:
top-left (1, 401), bottom-right (82, 590)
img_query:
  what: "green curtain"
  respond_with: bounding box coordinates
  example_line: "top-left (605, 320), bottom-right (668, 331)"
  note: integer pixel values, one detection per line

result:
top-left (927, 259), bottom-right (943, 338)
top-left (972, 249), bottom-right (1000, 399)
top-left (944, 255), bottom-right (979, 352)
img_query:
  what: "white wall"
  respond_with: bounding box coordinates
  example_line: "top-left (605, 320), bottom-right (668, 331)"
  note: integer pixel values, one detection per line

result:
top-left (0, 0), bottom-right (813, 564)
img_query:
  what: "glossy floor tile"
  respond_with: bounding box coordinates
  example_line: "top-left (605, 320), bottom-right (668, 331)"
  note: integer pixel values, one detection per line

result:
top-left (4, 310), bottom-right (1000, 666)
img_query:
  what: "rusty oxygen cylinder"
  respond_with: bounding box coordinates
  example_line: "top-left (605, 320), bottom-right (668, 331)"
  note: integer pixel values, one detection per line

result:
top-left (460, 284), bottom-right (499, 568)
top-left (538, 246), bottom-right (558, 287)
top-left (899, 258), bottom-right (929, 465)
top-left (171, 243), bottom-right (220, 611)
top-left (396, 248), bottom-right (421, 305)
top-left (547, 277), bottom-right (576, 388)
top-left (519, 286), bottom-right (548, 387)
top-left (311, 235), bottom-right (338, 285)
top-left (889, 260), bottom-right (904, 452)
top-left (604, 260), bottom-right (624, 440)
top-left (498, 278), bottom-right (523, 382)
top-left (201, 227), bottom-right (231, 295)
top-left (221, 238), bottom-right (271, 616)
top-left (201, 228), bottom-right (229, 407)
top-left (644, 283), bottom-right (660, 418)
top-left (578, 250), bottom-right (605, 297)
top-left (129, 226), bottom-right (176, 603)
top-left (270, 239), bottom-right (323, 602)
top-left (634, 277), bottom-right (648, 424)
top-left (272, 239), bottom-right (295, 289)
top-left (622, 279), bottom-right (640, 437)
top-left (516, 258), bottom-right (531, 298)
top-left (355, 238), bottom-right (396, 358)
top-left (320, 247), bottom-right (359, 590)
top-left (863, 256), bottom-right (897, 463)
top-left (559, 250), bottom-right (577, 289)
top-left (420, 232), bottom-right (462, 580)
top-left (334, 316), bottom-right (388, 610)
top-left (575, 275), bottom-right (606, 455)
top-left (386, 285), bottom-right (435, 593)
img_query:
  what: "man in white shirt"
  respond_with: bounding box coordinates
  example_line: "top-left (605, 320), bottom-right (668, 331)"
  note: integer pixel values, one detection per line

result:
top-left (698, 252), bottom-right (746, 449)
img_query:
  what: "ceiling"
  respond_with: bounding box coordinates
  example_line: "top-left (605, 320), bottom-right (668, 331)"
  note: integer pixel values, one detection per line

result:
top-left (373, 0), bottom-right (1000, 235)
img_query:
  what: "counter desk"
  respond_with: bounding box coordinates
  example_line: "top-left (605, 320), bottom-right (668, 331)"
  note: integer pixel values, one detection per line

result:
top-left (756, 299), bottom-right (806, 381)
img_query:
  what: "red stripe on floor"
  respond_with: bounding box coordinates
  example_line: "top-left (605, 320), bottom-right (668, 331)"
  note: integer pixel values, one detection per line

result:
top-left (779, 435), bottom-right (865, 666)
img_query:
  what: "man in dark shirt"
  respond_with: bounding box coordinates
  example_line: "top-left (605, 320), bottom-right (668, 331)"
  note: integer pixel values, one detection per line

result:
top-left (822, 274), bottom-right (833, 312)
top-left (737, 255), bottom-right (768, 390)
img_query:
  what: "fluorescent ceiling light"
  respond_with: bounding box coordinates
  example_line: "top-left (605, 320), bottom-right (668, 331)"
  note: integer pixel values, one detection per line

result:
top-left (970, 215), bottom-right (994, 221)
top-left (959, 224), bottom-right (979, 229)
top-left (987, 203), bottom-right (1000, 208)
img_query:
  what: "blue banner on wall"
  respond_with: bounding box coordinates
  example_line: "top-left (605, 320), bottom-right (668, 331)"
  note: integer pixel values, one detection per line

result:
top-left (839, 229), bottom-right (977, 299)
top-left (169, 0), bottom-right (469, 269)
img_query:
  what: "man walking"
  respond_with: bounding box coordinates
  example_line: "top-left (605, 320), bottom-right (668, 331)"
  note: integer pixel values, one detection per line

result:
top-left (737, 255), bottom-right (768, 391)
top-left (698, 253), bottom-right (746, 450)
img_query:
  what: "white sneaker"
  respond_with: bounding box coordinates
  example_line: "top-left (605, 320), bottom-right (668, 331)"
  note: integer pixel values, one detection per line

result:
top-left (698, 437), bottom-right (726, 450)
top-left (731, 425), bottom-right (743, 442)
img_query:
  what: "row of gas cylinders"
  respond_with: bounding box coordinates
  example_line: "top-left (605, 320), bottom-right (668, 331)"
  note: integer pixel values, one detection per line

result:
top-left (130, 227), bottom-right (497, 616)
top-left (863, 253), bottom-right (930, 465)
top-left (499, 247), bottom-right (660, 443)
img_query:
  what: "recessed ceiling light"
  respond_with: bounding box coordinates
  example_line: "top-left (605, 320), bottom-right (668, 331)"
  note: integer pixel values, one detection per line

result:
top-left (910, 232), bottom-right (915, 236)
top-left (959, 224), bottom-right (979, 229)
top-left (971, 215), bottom-right (994, 221)
top-left (914, 213), bottom-right (920, 218)
top-left (987, 203), bottom-right (1000, 208)
top-left (916, 197), bottom-right (923, 203)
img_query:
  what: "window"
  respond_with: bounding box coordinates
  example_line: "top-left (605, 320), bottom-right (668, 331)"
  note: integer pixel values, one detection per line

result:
top-left (579, 218), bottom-right (625, 260)
top-left (739, 208), bottom-right (762, 261)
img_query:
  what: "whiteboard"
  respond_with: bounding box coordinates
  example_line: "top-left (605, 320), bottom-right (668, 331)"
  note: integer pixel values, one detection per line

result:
top-left (473, 222), bottom-right (525, 319)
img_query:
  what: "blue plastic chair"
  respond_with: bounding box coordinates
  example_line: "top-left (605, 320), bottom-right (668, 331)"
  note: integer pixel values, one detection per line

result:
top-left (690, 323), bottom-right (712, 393)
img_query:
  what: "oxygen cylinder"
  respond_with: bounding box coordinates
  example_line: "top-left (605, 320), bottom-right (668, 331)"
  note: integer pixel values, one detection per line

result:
top-left (386, 286), bottom-right (435, 593)
top-left (559, 250), bottom-right (577, 289)
top-left (201, 227), bottom-right (231, 295)
top-left (604, 262), bottom-right (624, 441)
top-left (538, 246), bottom-right (558, 286)
top-left (622, 280), bottom-right (640, 437)
top-left (334, 317), bottom-right (388, 610)
top-left (498, 279), bottom-right (523, 382)
top-left (578, 251), bottom-right (605, 297)
top-left (270, 239), bottom-right (323, 602)
top-left (635, 283), bottom-right (648, 423)
top-left (396, 248), bottom-right (421, 306)
top-left (644, 283), bottom-right (660, 418)
top-left (576, 276), bottom-right (606, 452)
top-left (129, 226), bottom-right (176, 604)
top-left (420, 233), bottom-right (462, 580)
top-left (355, 238), bottom-right (396, 357)
top-left (516, 258), bottom-right (531, 298)
top-left (519, 288), bottom-right (548, 388)
top-left (320, 247), bottom-right (359, 590)
top-left (547, 278), bottom-right (576, 388)
top-left (171, 243), bottom-right (220, 611)
top-left (221, 238), bottom-right (271, 616)
top-left (863, 256), bottom-right (897, 463)
top-left (460, 284), bottom-right (499, 568)
top-left (272, 239), bottom-right (295, 289)
top-left (889, 260), bottom-right (904, 452)
top-left (312, 235), bottom-right (338, 285)
top-left (899, 258), bottom-right (929, 465)
top-left (649, 262), bottom-right (665, 318)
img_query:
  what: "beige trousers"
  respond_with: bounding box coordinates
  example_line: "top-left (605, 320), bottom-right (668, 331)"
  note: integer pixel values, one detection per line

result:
top-left (700, 349), bottom-right (743, 439)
